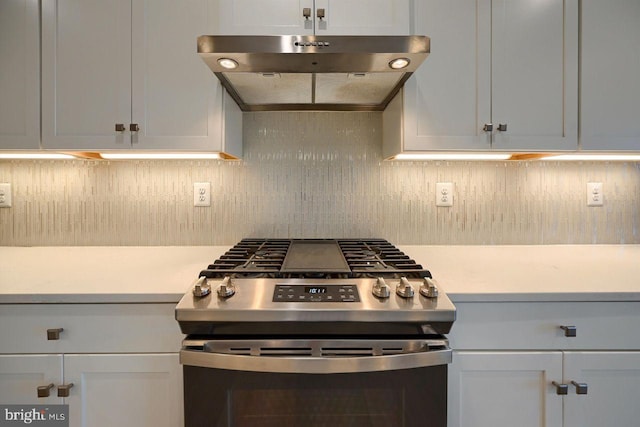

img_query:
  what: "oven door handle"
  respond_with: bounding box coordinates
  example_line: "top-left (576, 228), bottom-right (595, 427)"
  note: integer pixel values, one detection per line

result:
top-left (180, 347), bottom-right (452, 374)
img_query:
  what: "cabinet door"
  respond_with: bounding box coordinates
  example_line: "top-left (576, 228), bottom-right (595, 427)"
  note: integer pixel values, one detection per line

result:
top-left (402, 0), bottom-right (577, 154)
top-left (581, 0), bottom-right (640, 151)
top-left (64, 354), bottom-right (183, 427)
top-left (213, 0), bottom-right (314, 35)
top-left (0, 355), bottom-right (63, 404)
top-left (448, 351), bottom-right (563, 427)
top-left (564, 352), bottom-right (640, 427)
top-left (314, 0), bottom-right (410, 35)
top-left (0, 0), bottom-right (40, 150)
top-left (42, 0), bottom-right (132, 150)
top-left (401, 0), bottom-right (491, 152)
top-left (130, 0), bottom-right (228, 151)
top-left (491, 0), bottom-right (578, 151)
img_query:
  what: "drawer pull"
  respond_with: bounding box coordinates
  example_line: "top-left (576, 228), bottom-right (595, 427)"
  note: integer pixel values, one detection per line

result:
top-left (571, 380), bottom-right (588, 395)
top-left (37, 383), bottom-right (54, 398)
top-left (552, 381), bottom-right (568, 395)
top-left (560, 325), bottom-right (577, 337)
top-left (57, 383), bottom-right (74, 397)
top-left (47, 328), bottom-right (64, 340)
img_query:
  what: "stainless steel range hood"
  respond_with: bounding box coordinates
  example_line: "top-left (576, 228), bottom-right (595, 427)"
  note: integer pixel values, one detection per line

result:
top-left (197, 35), bottom-right (429, 112)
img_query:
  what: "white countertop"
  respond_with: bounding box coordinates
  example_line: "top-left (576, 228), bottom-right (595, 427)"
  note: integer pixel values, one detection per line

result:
top-left (1, 245), bottom-right (639, 304)
top-left (401, 245), bottom-right (640, 302)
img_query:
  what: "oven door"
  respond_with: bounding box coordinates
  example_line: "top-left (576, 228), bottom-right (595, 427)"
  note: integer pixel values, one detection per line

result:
top-left (181, 338), bottom-right (451, 427)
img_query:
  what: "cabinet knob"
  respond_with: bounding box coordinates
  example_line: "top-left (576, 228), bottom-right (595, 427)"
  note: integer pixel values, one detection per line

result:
top-left (497, 123), bottom-right (508, 132)
top-left (47, 328), bottom-right (64, 340)
top-left (129, 123), bottom-right (139, 132)
top-left (115, 123), bottom-right (125, 132)
top-left (316, 8), bottom-right (325, 20)
top-left (560, 325), bottom-right (577, 337)
top-left (571, 380), bottom-right (588, 395)
top-left (57, 383), bottom-right (74, 397)
top-left (303, 7), bottom-right (311, 20)
top-left (37, 383), bottom-right (55, 398)
top-left (483, 123), bottom-right (493, 132)
top-left (552, 381), bottom-right (568, 395)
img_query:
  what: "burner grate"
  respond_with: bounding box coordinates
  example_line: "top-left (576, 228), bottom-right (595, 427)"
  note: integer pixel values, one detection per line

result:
top-left (199, 238), bottom-right (431, 279)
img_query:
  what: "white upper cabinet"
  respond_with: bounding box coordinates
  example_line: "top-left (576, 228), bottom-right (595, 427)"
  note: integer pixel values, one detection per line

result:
top-left (384, 0), bottom-right (578, 157)
top-left (41, 0), bottom-right (242, 156)
top-left (490, 0), bottom-right (578, 152)
top-left (0, 0), bottom-right (40, 150)
top-left (581, 0), bottom-right (640, 151)
top-left (212, 0), bottom-right (410, 35)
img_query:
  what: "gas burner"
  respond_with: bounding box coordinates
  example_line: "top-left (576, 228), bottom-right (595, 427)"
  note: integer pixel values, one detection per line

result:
top-left (199, 239), bottom-right (432, 280)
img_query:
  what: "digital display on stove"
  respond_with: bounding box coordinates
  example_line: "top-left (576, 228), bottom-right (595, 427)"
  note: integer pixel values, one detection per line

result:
top-left (273, 284), bottom-right (360, 302)
top-left (305, 286), bottom-right (327, 294)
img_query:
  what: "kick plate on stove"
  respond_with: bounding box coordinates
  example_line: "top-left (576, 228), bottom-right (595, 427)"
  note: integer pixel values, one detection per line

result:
top-left (273, 284), bottom-right (361, 302)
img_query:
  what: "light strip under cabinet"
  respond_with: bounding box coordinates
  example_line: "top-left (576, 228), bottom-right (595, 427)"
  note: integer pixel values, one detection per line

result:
top-left (391, 153), bottom-right (512, 161)
top-left (540, 154), bottom-right (640, 161)
top-left (99, 153), bottom-right (222, 160)
top-left (0, 153), bottom-right (75, 159)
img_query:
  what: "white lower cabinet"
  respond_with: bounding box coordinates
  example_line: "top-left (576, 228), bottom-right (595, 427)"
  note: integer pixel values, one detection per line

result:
top-left (448, 301), bottom-right (640, 427)
top-left (563, 352), bottom-right (640, 427)
top-left (0, 355), bottom-right (63, 405)
top-left (0, 304), bottom-right (184, 427)
top-left (65, 354), bottom-right (182, 427)
top-left (450, 351), bottom-right (640, 427)
top-left (449, 351), bottom-right (563, 427)
top-left (0, 354), bottom-right (182, 427)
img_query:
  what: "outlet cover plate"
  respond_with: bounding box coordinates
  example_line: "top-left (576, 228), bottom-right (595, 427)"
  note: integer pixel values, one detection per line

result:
top-left (0, 183), bottom-right (12, 208)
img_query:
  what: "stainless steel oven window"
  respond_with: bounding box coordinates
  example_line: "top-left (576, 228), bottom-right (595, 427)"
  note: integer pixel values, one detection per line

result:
top-left (183, 365), bottom-right (447, 427)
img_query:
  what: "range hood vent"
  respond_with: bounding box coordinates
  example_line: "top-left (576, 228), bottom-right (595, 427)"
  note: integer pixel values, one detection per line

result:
top-left (197, 35), bottom-right (429, 112)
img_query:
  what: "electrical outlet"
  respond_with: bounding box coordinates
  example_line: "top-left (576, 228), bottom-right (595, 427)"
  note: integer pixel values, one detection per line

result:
top-left (0, 183), bottom-right (12, 208)
top-left (193, 182), bottom-right (211, 207)
top-left (436, 183), bottom-right (453, 207)
top-left (587, 182), bottom-right (603, 207)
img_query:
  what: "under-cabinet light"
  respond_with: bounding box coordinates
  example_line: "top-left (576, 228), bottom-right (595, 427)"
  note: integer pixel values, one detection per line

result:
top-left (392, 153), bottom-right (512, 161)
top-left (100, 153), bottom-right (222, 160)
top-left (540, 154), bottom-right (640, 161)
top-left (0, 153), bottom-right (75, 159)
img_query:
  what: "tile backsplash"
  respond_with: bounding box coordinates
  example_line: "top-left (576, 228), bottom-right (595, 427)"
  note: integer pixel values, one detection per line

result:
top-left (1, 112), bottom-right (639, 246)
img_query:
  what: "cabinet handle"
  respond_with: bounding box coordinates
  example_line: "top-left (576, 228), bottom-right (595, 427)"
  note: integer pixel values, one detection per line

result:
top-left (303, 7), bottom-right (311, 20)
top-left (483, 123), bottom-right (493, 132)
top-left (571, 381), bottom-right (588, 395)
top-left (129, 123), bottom-right (139, 132)
top-left (316, 8), bottom-right (325, 20)
top-left (497, 123), bottom-right (508, 132)
top-left (37, 383), bottom-right (55, 398)
top-left (552, 381), bottom-right (568, 395)
top-left (560, 325), bottom-right (577, 337)
top-left (57, 383), bottom-right (74, 397)
top-left (115, 123), bottom-right (125, 132)
top-left (47, 328), bottom-right (64, 340)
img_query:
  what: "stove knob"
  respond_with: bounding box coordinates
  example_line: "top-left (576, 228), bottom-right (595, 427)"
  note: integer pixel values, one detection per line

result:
top-left (396, 277), bottom-right (415, 298)
top-left (372, 277), bottom-right (391, 299)
top-left (217, 277), bottom-right (236, 298)
top-left (420, 277), bottom-right (439, 299)
top-left (192, 276), bottom-right (211, 297)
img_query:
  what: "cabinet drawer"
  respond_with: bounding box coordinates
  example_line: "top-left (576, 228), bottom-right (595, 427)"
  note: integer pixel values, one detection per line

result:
top-left (0, 304), bottom-right (183, 354)
top-left (449, 301), bottom-right (640, 350)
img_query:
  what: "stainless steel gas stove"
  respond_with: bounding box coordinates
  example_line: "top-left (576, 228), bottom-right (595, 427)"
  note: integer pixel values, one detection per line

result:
top-left (176, 238), bottom-right (456, 427)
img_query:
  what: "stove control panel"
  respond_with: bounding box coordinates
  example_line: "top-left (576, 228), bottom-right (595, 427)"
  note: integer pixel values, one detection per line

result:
top-left (273, 284), bottom-right (361, 303)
